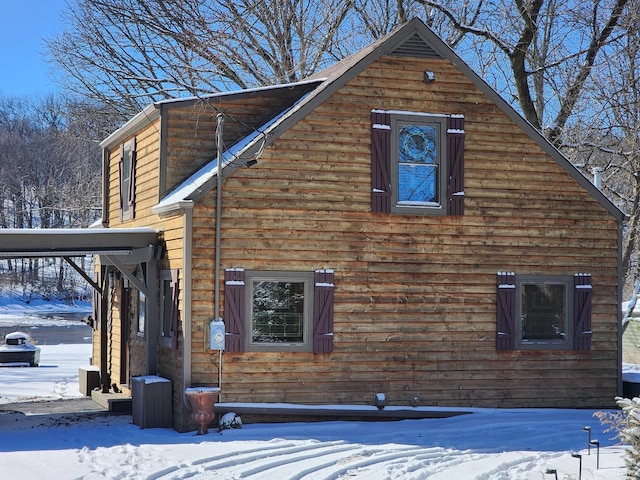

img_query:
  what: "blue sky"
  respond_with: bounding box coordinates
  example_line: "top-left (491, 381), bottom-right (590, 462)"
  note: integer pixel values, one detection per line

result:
top-left (0, 0), bottom-right (68, 97)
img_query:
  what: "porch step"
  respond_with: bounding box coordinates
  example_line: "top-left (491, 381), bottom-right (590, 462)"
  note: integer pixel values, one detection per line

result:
top-left (91, 390), bottom-right (132, 413)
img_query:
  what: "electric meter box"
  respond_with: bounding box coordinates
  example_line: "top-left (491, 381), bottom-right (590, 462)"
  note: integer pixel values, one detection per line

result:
top-left (210, 319), bottom-right (225, 351)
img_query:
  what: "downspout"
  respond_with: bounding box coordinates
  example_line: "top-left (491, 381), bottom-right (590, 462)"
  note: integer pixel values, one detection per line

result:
top-left (618, 219), bottom-right (625, 398)
top-left (101, 147), bottom-right (109, 227)
top-left (215, 113), bottom-right (223, 400)
top-left (183, 202), bottom-right (194, 388)
top-left (215, 114), bottom-right (223, 323)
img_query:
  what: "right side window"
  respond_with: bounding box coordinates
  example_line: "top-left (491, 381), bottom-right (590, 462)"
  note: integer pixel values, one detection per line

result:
top-left (517, 276), bottom-right (572, 349)
top-left (496, 272), bottom-right (592, 351)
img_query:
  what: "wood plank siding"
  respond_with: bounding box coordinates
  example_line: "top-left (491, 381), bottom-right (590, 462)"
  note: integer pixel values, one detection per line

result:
top-left (185, 55), bottom-right (619, 409)
top-left (102, 118), bottom-right (190, 428)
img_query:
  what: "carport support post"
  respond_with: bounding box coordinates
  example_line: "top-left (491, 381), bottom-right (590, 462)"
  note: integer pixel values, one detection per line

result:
top-left (145, 259), bottom-right (158, 374)
top-left (100, 265), bottom-right (111, 392)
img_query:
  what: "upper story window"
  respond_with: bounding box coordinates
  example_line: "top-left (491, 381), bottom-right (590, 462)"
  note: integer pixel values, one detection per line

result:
top-left (392, 115), bottom-right (447, 214)
top-left (372, 110), bottom-right (464, 216)
top-left (119, 137), bottom-right (137, 221)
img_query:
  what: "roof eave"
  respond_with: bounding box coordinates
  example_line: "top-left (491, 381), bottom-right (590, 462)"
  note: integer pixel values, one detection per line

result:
top-left (100, 104), bottom-right (160, 149)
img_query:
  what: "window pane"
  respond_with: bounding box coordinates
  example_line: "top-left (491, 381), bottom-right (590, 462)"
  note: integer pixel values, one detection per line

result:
top-left (399, 125), bottom-right (437, 164)
top-left (398, 164), bottom-right (437, 203)
top-left (252, 280), bottom-right (305, 343)
top-left (521, 284), bottom-right (566, 341)
top-left (397, 124), bottom-right (439, 204)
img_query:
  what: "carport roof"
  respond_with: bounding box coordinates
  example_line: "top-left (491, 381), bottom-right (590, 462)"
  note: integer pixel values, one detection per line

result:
top-left (0, 227), bottom-right (158, 258)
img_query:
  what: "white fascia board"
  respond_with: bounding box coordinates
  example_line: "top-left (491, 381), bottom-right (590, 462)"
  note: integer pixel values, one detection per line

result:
top-left (100, 104), bottom-right (160, 149)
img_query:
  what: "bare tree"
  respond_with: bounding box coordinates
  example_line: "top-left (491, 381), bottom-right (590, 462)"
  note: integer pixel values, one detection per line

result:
top-left (380, 0), bottom-right (630, 147)
top-left (0, 94), bottom-right (102, 297)
top-left (565, 1), bottom-right (640, 285)
top-left (47, 0), bottom-right (357, 121)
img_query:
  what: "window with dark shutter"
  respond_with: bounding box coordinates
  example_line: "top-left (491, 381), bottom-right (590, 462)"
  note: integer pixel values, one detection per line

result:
top-left (118, 144), bottom-right (125, 215)
top-left (498, 272), bottom-right (592, 351)
top-left (159, 269), bottom-right (179, 349)
top-left (372, 110), bottom-right (465, 216)
top-left (371, 110), bottom-right (391, 214)
top-left (224, 268), bottom-right (246, 353)
top-left (496, 272), bottom-right (516, 351)
top-left (118, 137), bottom-right (136, 221)
top-left (574, 273), bottom-right (592, 351)
top-left (128, 136), bottom-right (137, 219)
top-left (313, 269), bottom-right (335, 353)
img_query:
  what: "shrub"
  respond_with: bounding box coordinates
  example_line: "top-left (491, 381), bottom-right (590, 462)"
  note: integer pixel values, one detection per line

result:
top-left (596, 396), bottom-right (640, 478)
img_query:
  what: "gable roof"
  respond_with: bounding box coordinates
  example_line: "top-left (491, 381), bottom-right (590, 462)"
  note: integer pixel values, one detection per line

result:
top-left (146, 17), bottom-right (625, 222)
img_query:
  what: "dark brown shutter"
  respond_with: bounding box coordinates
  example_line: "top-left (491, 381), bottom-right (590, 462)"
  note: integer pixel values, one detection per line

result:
top-left (447, 115), bottom-right (465, 216)
top-left (574, 273), bottom-right (592, 351)
top-left (313, 269), bottom-right (335, 353)
top-left (118, 144), bottom-right (125, 220)
top-left (170, 269), bottom-right (179, 349)
top-left (224, 268), bottom-right (245, 353)
top-left (371, 110), bottom-right (391, 214)
top-left (496, 271), bottom-right (516, 351)
top-left (128, 137), bottom-right (137, 218)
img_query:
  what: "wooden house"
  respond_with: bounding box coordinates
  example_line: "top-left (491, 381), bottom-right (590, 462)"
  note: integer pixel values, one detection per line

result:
top-left (95, 18), bottom-right (625, 431)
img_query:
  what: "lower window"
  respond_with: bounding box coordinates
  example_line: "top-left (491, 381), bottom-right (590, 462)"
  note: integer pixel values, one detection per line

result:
top-left (517, 275), bottom-right (572, 349)
top-left (245, 271), bottom-right (314, 352)
top-left (497, 272), bottom-right (592, 351)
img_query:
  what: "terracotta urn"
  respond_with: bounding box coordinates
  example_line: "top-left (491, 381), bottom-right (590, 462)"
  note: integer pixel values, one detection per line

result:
top-left (184, 387), bottom-right (221, 435)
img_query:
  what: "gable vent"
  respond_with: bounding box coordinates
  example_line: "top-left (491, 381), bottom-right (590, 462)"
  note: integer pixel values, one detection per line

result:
top-left (390, 33), bottom-right (441, 59)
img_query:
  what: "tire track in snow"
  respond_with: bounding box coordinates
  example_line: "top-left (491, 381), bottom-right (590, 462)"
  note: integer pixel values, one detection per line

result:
top-left (147, 442), bottom-right (495, 480)
top-left (147, 441), bottom-right (348, 479)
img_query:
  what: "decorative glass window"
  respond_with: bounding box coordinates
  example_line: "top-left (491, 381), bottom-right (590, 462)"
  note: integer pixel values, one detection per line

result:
top-left (372, 110), bottom-right (464, 216)
top-left (244, 271), bottom-right (314, 352)
top-left (397, 123), bottom-right (440, 204)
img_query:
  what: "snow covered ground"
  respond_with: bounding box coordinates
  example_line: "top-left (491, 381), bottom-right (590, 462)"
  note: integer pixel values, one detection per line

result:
top-left (0, 304), bottom-right (633, 479)
top-left (0, 342), bottom-right (630, 480)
